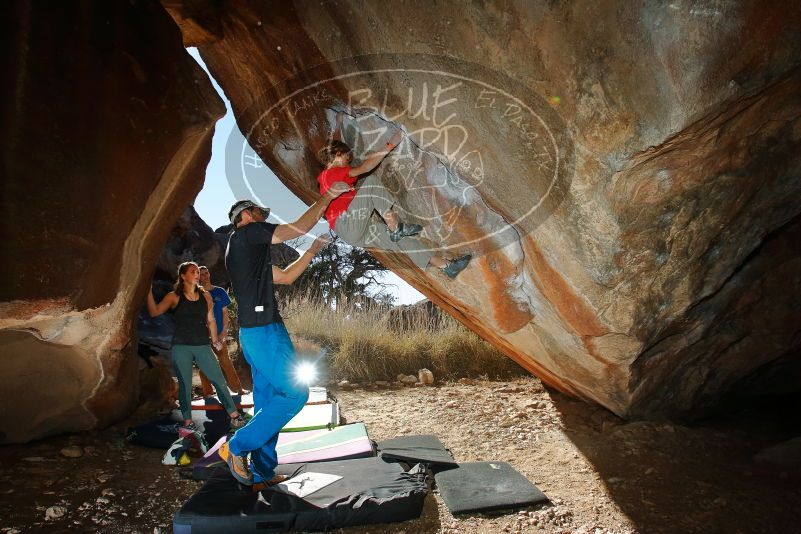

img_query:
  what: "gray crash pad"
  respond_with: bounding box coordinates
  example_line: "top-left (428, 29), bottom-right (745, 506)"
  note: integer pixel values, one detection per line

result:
top-left (434, 461), bottom-right (548, 514)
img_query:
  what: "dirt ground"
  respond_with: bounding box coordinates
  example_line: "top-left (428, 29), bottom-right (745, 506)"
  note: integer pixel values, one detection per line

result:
top-left (1, 376), bottom-right (799, 533)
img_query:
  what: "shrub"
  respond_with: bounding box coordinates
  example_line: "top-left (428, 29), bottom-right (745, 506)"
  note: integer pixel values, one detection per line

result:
top-left (282, 295), bottom-right (526, 382)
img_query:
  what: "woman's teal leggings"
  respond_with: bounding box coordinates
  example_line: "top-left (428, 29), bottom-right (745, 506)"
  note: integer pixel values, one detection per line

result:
top-left (172, 344), bottom-right (237, 420)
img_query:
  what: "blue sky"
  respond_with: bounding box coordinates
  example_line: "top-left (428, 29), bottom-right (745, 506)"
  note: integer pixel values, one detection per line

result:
top-left (188, 49), bottom-right (424, 305)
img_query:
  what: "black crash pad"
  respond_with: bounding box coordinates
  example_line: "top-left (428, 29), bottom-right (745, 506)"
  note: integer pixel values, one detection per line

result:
top-left (376, 434), bottom-right (457, 469)
top-left (434, 461), bottom-right (548, 514)
top-left (126, 412), bottom-right (230, 450)
top-left (173, 457), bottom-right (428, 533)
top-left (125, 417), bottom-right (181, 449)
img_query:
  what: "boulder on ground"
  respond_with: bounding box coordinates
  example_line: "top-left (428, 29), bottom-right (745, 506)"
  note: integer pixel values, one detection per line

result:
top-left (419, 368), bottom-right (435, 386)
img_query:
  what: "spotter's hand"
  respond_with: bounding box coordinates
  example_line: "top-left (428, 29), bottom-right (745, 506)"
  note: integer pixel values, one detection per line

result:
top-left (325, 180), bottom-right (354, 199)
top-left (310, 233), bottom-right (332, 253)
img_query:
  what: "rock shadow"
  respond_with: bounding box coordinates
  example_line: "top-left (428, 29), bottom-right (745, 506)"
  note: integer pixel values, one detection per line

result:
top-left (547, 388), bottom-right (801, 534)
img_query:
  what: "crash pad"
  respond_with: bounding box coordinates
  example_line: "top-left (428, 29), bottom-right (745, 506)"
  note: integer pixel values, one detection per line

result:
top-left (173, 457), bottom-right (428, 533)
top-left (127, 413), bottom-right (230, 450)
top-left (377, 434), bottom-right (457, 469)
top-left (189, 436), bottom-right (228, 481)
top-left (276, 423), bottom-right (373, 464)
top-left (281, 401), bottom-right (339, 432)
top-left (307, 386), bottom-right (329, 404)
top-left (434, 461), bottom-right (548, 514)
top-left (191, 424), bottom-right (374, 481)
top-left (126, 417), bottom-right (181, 449)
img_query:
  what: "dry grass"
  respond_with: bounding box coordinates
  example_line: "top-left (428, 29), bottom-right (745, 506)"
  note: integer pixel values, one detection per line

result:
top-left (282, 296), bottom-right (526, 382)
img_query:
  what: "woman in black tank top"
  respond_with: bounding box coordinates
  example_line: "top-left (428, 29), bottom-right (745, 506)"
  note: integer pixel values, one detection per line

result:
top-left (147, 261), bottom-right (248, 430)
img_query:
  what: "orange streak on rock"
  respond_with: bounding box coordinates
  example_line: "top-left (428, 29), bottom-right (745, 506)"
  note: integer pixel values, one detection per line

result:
top-left (475, 254), bottom-right (533, 333)
top-left (521, 236), bottom-right (610, 365)
top-left (454, 212), bottom-right (533, 334)
top-left (368, 248), bottom-right (580, 399)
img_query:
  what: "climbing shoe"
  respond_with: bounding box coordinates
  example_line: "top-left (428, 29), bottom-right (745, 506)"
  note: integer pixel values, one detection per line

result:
top-left (388, 222), bottom-right (423, 242)
top-left (219, 441), bottom-right (253, 485)
top-left (251, 474), bottom-right (290, 492)
top-left (442, 254), bottom-right (472, 279)
top-left (230, 412), bottom-right (252, 429)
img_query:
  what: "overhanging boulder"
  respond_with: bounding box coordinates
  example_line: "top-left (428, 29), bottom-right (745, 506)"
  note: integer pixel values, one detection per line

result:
top-left (168, 0), bottom-right (801, 419)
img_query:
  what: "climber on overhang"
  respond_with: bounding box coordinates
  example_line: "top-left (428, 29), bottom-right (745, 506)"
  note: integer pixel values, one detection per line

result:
top-left (317, 112), bottom-right (471, 279)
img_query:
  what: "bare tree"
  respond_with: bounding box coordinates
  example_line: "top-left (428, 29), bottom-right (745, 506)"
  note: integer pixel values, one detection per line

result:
top-left (284, 238), bottom-right (395, 309)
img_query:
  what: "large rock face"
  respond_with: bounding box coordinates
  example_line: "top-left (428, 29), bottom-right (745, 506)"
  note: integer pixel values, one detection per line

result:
top-left (169, 1), bottom-right (801, 419)
top-left (153, 205), bottom-right (302, 289)
top-left (138, 206), bottom-right (300, 349)
top-left (156, 206), bottom-right (231, 287)
top-left (0, 1), bottom-right (225, 442)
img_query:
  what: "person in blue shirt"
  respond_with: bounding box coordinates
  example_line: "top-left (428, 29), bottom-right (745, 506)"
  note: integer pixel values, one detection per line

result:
top-left (198, 266), bottom-right (245, 396)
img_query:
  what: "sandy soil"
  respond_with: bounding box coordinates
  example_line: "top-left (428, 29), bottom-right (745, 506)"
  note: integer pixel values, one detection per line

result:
top-left (1, 376), bottom-right (799, 533)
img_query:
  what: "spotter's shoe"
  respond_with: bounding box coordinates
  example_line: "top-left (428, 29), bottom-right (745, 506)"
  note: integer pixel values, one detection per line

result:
top-left (230, 412), bottom-right (252, 430)
top-left (388, 222), bottom-right (423, 242)
top-left (442, 254), bottom-right (472, 279)
top-left (219, 441), bottom-right (253, 485)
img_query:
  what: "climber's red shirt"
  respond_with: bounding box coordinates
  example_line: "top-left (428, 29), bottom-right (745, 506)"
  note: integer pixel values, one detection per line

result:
top-left (317, 165), bottom-right (357, 229)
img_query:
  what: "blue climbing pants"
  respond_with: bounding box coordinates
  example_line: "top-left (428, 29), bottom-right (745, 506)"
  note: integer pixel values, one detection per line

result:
top-left (227, 322), bottom-right (308, 482)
